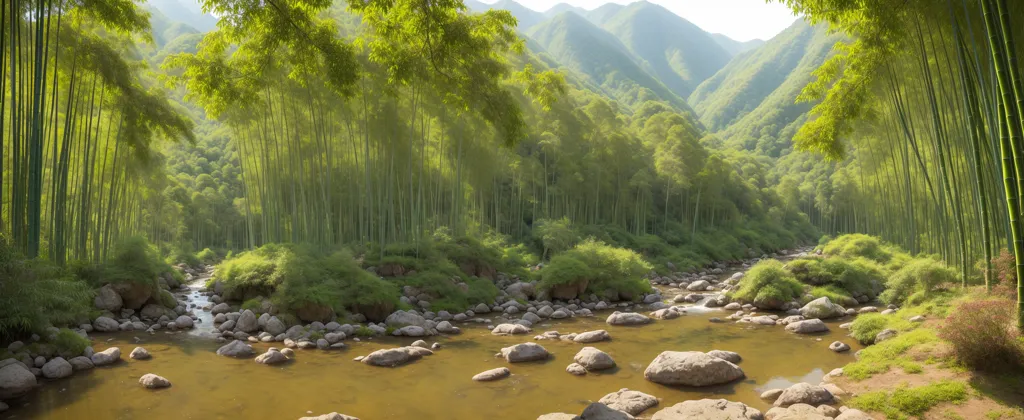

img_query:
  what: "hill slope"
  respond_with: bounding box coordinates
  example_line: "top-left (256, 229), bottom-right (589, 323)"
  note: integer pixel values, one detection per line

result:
top-left (466, 0), bottom-right (546, 30)
top-left (146, 0), bottom-right (217, 32)
top-left (598, 2), bottom-right (732, 99)
top-left (688, 19), bottom-right (842, 157)
top-left (711, 34), bottom-right (765, 57)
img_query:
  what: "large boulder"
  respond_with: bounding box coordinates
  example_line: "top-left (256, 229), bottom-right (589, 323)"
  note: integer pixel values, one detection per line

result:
top-left (174, 315), bottom-right (194, 329)
top-left (643, 351), bottom-right (745, 387)
top-left (599, 388), bottom-right (659, 416)
top-left (500, 342), bottom-right (550, 363)
top-left (574, 347), bottom-right (615, 371)
top-left (265, 316), bottom-right (287, 335)
top-left (651, 399), bottom-right (763, 420)
top-left (141, 303), bottom-right (169, 320)
top-left (361, 347), bottom-right (430, 367)
top-left (296, 303), bottom-right (334, 323)
top-left (94, 284), bottom-right (123, 311)
top-left (139, 373), bottom-right (171, 389)
top-left (551, 279), bottom-right (588, 300)
top-left (385, 311), bottom-right (427, 328)
top-left (799, 297), bottom-right (846, 320)
top-left (216, 340), bottom-right (254, 358)
top-left (68, 356), bottom-right (94, 371)
top-left (606, 312), bottom-right (652, 326)
top-left (351, 302), bottom-right (395, 323)
top-left (505, 282), bottom-right (535, 301)
top-left (255, 349), bottom-right (289, 365)
top-left (112, 281), bottom-right (155, 310)
top-left (784, 319), bottom-right (829, 334)
top-left (579, 402), bottom-right (634, 420)
top-left (211, 302), bottom-right (231, 315)
top-left (0, 360), bottom-right (37, 399)
top-left (93, 316), bottom-right (120, 332)
top-left (773, 383), bottom-right (834, 407)
top-left (236, 310), bottom-right (258, 333)
top-left (90, 347), bottom-right (121, 366)
top-left (472, 367), bottom-right (511, 381)
top-left (491, 324), bottom-right (531, 335)
top-left (574, 330), bottom-right (610, 343)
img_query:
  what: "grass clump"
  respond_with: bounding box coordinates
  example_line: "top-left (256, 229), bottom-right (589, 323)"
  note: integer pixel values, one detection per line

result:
top-left (881, 258), bottom-right (959, 305)
top-left (729, 259), bottom-right (804, 309)
top-left (849, 312), bottom-right (916, 345)
top-left (850, 381), bottom-right (968, 419)
top-left (844, 328), bottom-right (942, 379)
top-left (53, 328), bottom-right (90, 358)
top-left (538, 239), bottom-right (652, 301)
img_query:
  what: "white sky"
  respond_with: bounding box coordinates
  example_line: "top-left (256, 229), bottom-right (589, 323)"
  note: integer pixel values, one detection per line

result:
top-left (484, 0), bottom-right (799, 42)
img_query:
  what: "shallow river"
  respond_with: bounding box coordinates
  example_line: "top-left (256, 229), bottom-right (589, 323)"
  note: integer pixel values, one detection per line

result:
top-left (6, 295), bottom-right (862, 420)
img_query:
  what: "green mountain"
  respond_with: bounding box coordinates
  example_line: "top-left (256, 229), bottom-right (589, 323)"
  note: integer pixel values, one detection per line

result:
top-left (711, 33), bottom-right (765, 57)
top-left (468, 0), bottom-right (546, 30)
top-left (586, 3), bottom-right (625, 26)
top-left (544, 3), bottom-right (587, 18)
top-left (146, 0), bottom-right (216, 32)
top-left (526, 11), bottom-right (691, 112)
top-left (597, 1), bottom-right (732, 99)
top-left (688, 19), bottom-right (842, 157)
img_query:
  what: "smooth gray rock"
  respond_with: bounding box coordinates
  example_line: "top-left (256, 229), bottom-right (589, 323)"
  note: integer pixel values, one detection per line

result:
top-left (573, 330), bottom-right (610, 343)
top-left (93, 316), bottom-right (119, 332)
top-left (90, 347), bottom-right (121, 366)
top-left (216, 340), bottom-right (254, 358)
top-left (500, 342), bottom-right (549, 363)
top-left (130, 347), bottom-right (151, 360)
top-left (599, 388), bottom-right (659, 416)
top-left (255, 349), bottom-right (289, 364)
top-left (784, 319), bottom-right (829, 334)
top-left (643, 351), bottom-right (745, 387)
top-left (174, 315), bottom-right (194, 329)
top-left (574, 347), bottom-right (615, 370)
top-left (651, 399), bottom-right (763, 420)
top-left (606, 311), bottom-right (652, 326)
top-left (773, 383), bottom-right (835, 407)
top-left (472, 367), bottom-right (511, 381)
top-left (799, 297), bottom-right (846, 319)
top-left (491, 323), bottom-right (531, 335)
top-left (68, 356), bottom-right (94, 371)
top-left (706, 350), bottom-right (742, 364)
top-left (139, 373), bottom-right (171, 389)
top-left (0, 360), bottom-right (37, 398)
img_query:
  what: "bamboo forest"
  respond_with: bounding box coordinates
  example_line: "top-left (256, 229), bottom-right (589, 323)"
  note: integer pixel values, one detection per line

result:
top-left (1, 0), bottom-right (1023, 418)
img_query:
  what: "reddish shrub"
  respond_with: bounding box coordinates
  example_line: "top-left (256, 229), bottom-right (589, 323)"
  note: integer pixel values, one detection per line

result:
top-left (991, 249), bottom-right (1017, 287)
top-left (937, 299), bottom-right (1024, 372)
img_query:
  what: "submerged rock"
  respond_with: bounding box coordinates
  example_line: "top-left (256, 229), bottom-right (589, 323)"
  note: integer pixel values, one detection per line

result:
top-left (216, 340), bottom-right (254, 358)
top-left (643, 351), bottom-right (744, 387)
top-left (472, 367), bottom-right (510, 381)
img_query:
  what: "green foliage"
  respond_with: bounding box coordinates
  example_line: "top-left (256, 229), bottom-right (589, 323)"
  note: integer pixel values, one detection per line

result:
top-left (159, 290), bottom-right (177, 309)
top-left (539, 239), bottom-right (653, 300)
top-left (850, 381), bottom-right (968, 420)
top-left (809, 285), bottom-right (856, 306)
top-left (787, 256), bottom-right (885, 300)
top-left (53, 329), bottom-right (90, 358)
top-left (196, 248), bottom-right (218, 264)
top-left (240, 298), bottom-right (263, 313)
top-left (167, 243), bottom-right (201, 268)
top-left (105, 236), bottom-right (172, 287)
top-left (881, 259), bottom-right (959, 305)
top-left (821, 234), bottom-right (900, 264)
top-left (533, 218), bottom-right (579, 259)
top-left (730, 259), bottom-right (804, 308)
top-left (844, 328), bottom-right (941, 379)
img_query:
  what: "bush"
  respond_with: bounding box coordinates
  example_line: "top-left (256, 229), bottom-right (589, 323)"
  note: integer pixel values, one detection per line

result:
top-left (730, 260), bottom-right (804, 309)
top-left (53, 328), bottom-right (89, 358)
top-left (0, 236), bottom-right (93, 339)
top-left (196, 248), bottom-right (218, 264)
top-left (240, 297), bottom-right (263, 313)
top-left (788, 257), bottom-right (885, 300)
top-left (937, 299), bottom-right (1024, 372)
top-left (106, 236), bottom-right (172, 286)
top-left (880, 259), bottom-right (958, 305)
top-left (167, 243), bottom-right (201, 267)
top-left (539, 239), bottom-right (652, 301)
top-left (822, 234), bottom-right (902, 264)
top-left (533, 217), bottom-right (579, 260)
top-left (850, 313), bottom-right (890, 344)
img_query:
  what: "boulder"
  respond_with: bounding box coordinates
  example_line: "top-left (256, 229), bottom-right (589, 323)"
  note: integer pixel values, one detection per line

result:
top-left (139, 373), bottom-right (171, 389)
top-left (68, 356), bottom-right (94, 371)
top-left (765, 404), bottom-right (831, 420)
top-left (255, 349), bottom-right (289, 365)
top-left (829, 341), bottom-right (851, 352)
top-left (573, 330), bottom-right (610, 343)
top-left (296, 303), bottom-right (334, 323)
top-left (265, 316), bottom-right (287, 335)
top-left (651, 399), bottom-right (763, 420)
top-left (130, 347), bottom-right (151, 360)
top-left (491, 324), bottom-right (531, 335)
top-left (784, 319), bottom-right (829, 334)
top-left (772, 383), bottom-right (834, 407)
top-left (706, 350), bottom-right (742, 364)
top-left (835, 409), bottom-right (874, 420)
top-left (236, 310), bottom-right (258, 333)
top-left (394, 326), bottom-right (426, 337)
top-left (174, 315), bottom-right (194, 329)
top-left (579, 402), bottom-right (634, 419)
top-left (574, 347), bottom-right (615, 370)
top-left (598, 388), bottom-right (659, 416)
top-left (94, 285), bottom-right (123, 311)
top-left (299, 413), bottom-right (360, 420)
top-left (799, 297), bottom-right (846, 320)
top-left (0, 360), bottom-right (36, 399)
top-left (385, 311), bottom-right (427, 328)
top-left (112, 281), bottom-right (154, 310)
top-left (551, 280), bottom-right (588, 300)
top-left (643, 351), bottom-right (745, 386)
top-left (216, 340), bottom-right (254, 358)
top-left (875, 329), bottom-right (898, 343)
top-left (93, 316), bottom-right (120, 332)
top-left (361, 347), bottom-right (429, 367)
top-left (505, 282), bottom-right (535, 301)
top-left (606, 312), bottom-right (652, 326)
top-left (500, 342), bottom-right (550, 363)
top-left (566, 362), bottom-right (587, 375)
top-left (649, 308), bottom-right (683, 320)
top-left (141, 303), bottom-right (169, 320)
top-left (686, 280), bottom-right (710, 291)
top-left (211, 302), bottom-right (231, 315)
top-left (436, 321), bottom-right (461, 334)
top-left (760, 389), bottom-right (784, 402)
top-left (90, 347), bottom-right (121, 366)
top-left (472, 367), bottom-right (511, 381)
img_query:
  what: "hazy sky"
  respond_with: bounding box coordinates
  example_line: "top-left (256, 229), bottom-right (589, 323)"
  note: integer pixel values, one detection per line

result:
top-left (483, 0), bottom-right (799, 41)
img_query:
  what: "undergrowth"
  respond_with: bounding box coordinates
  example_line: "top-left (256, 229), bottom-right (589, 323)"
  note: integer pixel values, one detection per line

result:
top-left (850, 381), bottom-right (969, 419)
top-left (729, 259), bottom-right (804, 309)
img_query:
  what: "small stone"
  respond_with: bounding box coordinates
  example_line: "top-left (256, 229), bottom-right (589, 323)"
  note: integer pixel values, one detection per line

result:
top-left (472, 367), bottom-right (510, 381)
top-left (829, 341), bottom-right (851, 352)
top-left (130, 347), bottom-right (151, 360)
top-left (139, 373), bottom-right (171, 389)
top-left (565, 362), bottom-right (587, 375)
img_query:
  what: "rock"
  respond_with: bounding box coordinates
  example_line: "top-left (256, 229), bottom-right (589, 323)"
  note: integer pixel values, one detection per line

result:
top-left (211, 302), bottom-right (231, 315)
top-left (410, 340), bottom-right (428, 349)
top-left (130, 347), bottom-right (151, 360)
top-left (236, 310), bottom-right (258, 333)
top-left (436, 321), bottom-right (460, 334)
top-left (784, 319), bottom-right (829, 334)
top-left (829, 341), bottom-right (851, 352)
top-left (760, 389), bottom-right (783, 401)
top-left (574, 347), bottom-right (615, 370)
top-left (141, 303), bottom-right (168, 320)
top-left (139, 373), bottom-right (171, 389)
top-left (799, 297), bottom-right (846, 319)
top-left (113, 281), bottom-right (154, 310)
top-left (650, 308), bottom-right (682, 320)
top-left (537, 414), bottom-right (576, 420)
top-left (506, 282), bottom-right (535, 301)
top-left (216, 340), bottom-right (254, 358)
top-left (264, 316), bottom-right (287, 336)
top-left (880, 309), bottom-right (896, 315)
top-left (90, 347), bottom-right (121, 366)
top-left (773, 383), bottom-right (834, 407)
top-left (766, 403), bottom-right (831, 420)
top-left (325, 332), bottom-right (346, 344)
top-left (858, 306), bottom-right (878, 313)
top-left (835, 409), bottom-right (873, 420)
top-left (385, 311), bottom-right (427, 328)
top-left (644, 351), bottom-right (744, 386)
top-left (817, 405), bottom-right (840, 418)
top-left (473, 303), bottom-right (491, 314)
top-left (93, 316), bottom-right (120, 332)
top-left (606, 312), bottom-right (652, 326)
top-left (551, 280), bottom-right (588, 300)
top-left (0, 360), bottom-right (36, 399)
top-left (537, 306), bottom-right (554, 318)
top-left (296, 303), bottom-right (334, 323)
top-left (723, 302), bottom-right (742, 310)
top-left (579, 402), bottom-right (634, 419)
top-left (255, 349), bottom-right (289, 364)
top-left (747, 316), bottom-right (777, 325)
top-left (875, 329), bottom-right (897, 343)
top-left (599, 388), bottom-right (659, 416)
top-left (281, 348), bottom-right (295, 358)
top-left (706, 350), bottom-right (741, 364)
top-left (472, 367), bottom-right (511, 381)
top-left (69, 356), bottom-right (94, 371)
top-left (298, 413), bottom-right (360, 420)
top-left (909, 315), bottom-right (925, 323)
top-left (573, 330), bottom-right (610, 343)
top-left (174, 315), bottom-right (194, 329)
top-left (41, 357), bottom-right (73, 380)
top-left (500, 342), bottom-right (550, 363)
top-left (492, 323), bottom-right (531, 335)
top-left (394, 325), bottom-right (426, 337)
top-left (651, 399), bottom-right (763, 420)
top-left (361, 347), bottom-right (430, 367)
top-left (33, 356), bottom-right (45, 368)
top-left (94, 284), bottom-right (123, 311)
top-left (686, 280), bottom-right (710, 291)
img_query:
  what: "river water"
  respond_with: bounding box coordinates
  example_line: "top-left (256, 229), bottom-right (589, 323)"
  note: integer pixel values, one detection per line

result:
top-left (5, 281), bottom-right (862, 420)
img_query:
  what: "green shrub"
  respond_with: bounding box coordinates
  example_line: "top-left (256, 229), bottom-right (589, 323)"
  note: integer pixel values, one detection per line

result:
top-left (166, 243), bottom-right (201, 267)
top-left (850, 313), bottom-right (890, 344)
top-left (881, 259), bottom-right (958, 305)
top-left (0, 236), bottom-right (93, 339)
top-left (196, 248), bottom-right (218, 264)
top-left (844, 328), bottom-right (942, 379)
top-left (850, 381), bottom-right (967, 419)
top-left (354, 325), bottom-right (375, 337)
top-left (937, 299), bottom-right (1024, 372)
top-left (730, 260), bottom-right (804, 309)
top-left (788, 256), bottom-right (885, 300)
top-left (809, 285), bottom-right (857, 306)
top-left (240, 297), bottom-right (263, 313)
top-left (533, 217), bottom-right (579, 260)
top-left (539, 239), bottom-right (652, 300)
top-left (106, 236), bottom-right (172, 286)
top-left (53, 328), bottom-right (89, 358)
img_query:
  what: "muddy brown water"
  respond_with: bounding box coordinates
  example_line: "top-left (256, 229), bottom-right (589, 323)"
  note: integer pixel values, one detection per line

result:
top-left (5, 299), bottom-right (862, 419)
